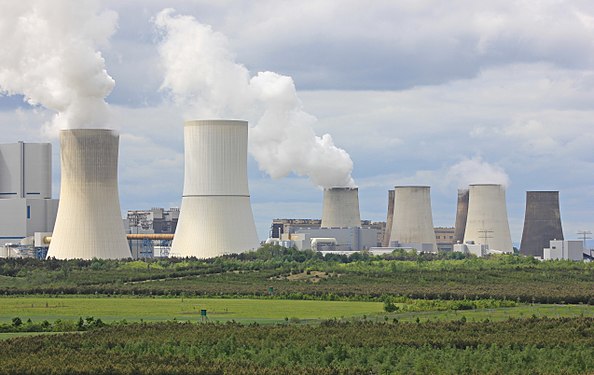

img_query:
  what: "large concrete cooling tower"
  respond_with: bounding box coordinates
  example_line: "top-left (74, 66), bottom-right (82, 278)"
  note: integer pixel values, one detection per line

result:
top-left (463, 184), bottom-right (513, 252)
top-left (321, 187), bottom-right (361, 228)
top-left (171, 120), bottom-right (259, 258)
top-left (382, 189), bottom-right (395, 247)
top-left (453, 189), bottom-right (469, 244)
top-left (389, 186), bottom-right (437, 252)
top-left (47, 129), bottom-right (130, 260)
top-left (520, 191), bottom-right (564, 257)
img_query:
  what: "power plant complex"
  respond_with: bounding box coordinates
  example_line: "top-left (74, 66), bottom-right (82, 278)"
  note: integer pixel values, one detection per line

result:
top-left (0, 122), bottom-right (589, 261)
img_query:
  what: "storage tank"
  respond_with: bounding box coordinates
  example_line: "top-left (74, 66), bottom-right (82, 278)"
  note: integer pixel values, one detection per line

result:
top-left (321, 187), bottom-right (361, 228)
top-left (453, 189), bottom-right (469, 244)
top-left (171, 120), bottom-right (259, 258)
top-left (389, 186), bottom-right (437, 251)
top-left (463, 184), bottom-right (513, 252)
top-left (520, 191), bottom-right (564, 257)
top-left (47, 129), bottom-right (130, 259)
top-left (382, 189), bottom-right (395, 246)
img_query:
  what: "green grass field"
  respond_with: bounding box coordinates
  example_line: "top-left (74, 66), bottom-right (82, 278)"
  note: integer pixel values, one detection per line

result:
top-left (0, 296), bottom-right (384, 324)
top-left (2, 296), bottom-right (594, 327)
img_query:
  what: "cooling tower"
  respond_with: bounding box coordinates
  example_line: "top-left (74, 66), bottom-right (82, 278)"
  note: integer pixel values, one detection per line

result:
top-left (520, 191), bottom-right (564, 257)
top-left (47, 129), bottom-right (130, 260)
top-left (321, 187), bottom-right (361, 228)
top-left (382, 189), bottom-right (395, 247)
top-left (463, 184), bottom-right (513, 252)
top-left (389, 186), bottom-right (437, 251)
top-left (171, 120), bottom-right (259, 258)
top-left (453, 189), bottom-right (469, 244)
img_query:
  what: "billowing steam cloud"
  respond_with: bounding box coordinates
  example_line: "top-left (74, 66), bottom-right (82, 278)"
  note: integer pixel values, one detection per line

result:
top-left (446, 156), bottom-right (510, 187)
top-left (154, 9), bottom-right (355, 188)
top-left (0, 0), bottom-right (117, 132)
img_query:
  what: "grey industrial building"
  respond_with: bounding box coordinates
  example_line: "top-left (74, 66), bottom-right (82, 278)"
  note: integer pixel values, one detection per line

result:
top-left (124, 207), bottom-right (179, 258)
top-left (0, 142), bottom-right (58, 255)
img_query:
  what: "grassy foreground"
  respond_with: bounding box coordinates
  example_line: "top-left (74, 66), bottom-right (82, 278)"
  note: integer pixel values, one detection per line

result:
top-left (2, 318), bottom-right (594, 374)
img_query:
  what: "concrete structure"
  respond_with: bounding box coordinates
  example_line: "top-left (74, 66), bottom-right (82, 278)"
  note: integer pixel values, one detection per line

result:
top-left (321, 187), bottom-right (361, 228)
top-left (389, 186), bottom-right (437, 252)
top-left (520, 191), bottom-right (564, 258)
top-left (382, 189), bottom-right (395, 247)
top-left (463, 184), bottom-right (513, 253)
top-left (543, 240), bottom-right (583, 261)
top-left (0, 142), bottom-right (58, 247)
top-left (171, 120), bottom-right (259, 258)
top-left (454, 242), bottom-right (489, 257)
top-left (435, 227), bottom-right (455, 252)
top-left (454, 189), bottom-right (469, 244)
top-left (47, 129), bottom-right (130, 260)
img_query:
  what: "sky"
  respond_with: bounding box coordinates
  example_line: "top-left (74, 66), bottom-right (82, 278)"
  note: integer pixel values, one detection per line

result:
top-left (1, 0), bottom-right (594, 245)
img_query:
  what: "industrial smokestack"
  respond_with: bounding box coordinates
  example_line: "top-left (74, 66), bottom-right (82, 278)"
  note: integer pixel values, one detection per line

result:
top-left (321, 187), bottom-right (361, 228)
top-left (171, 120), bottom-right (259, 258)
top-left (47, 129), bottom-right (130, 260)
top-left (389, 186), bottom-right (437, 252)
top-left (454, 189), bottom-right (469, 244)
top-left (520, 191), bottom-right (564, 257)
top-left (463, 184), bottom-right (513, 252)
top-left (382, 189), bottom-right (395, 247)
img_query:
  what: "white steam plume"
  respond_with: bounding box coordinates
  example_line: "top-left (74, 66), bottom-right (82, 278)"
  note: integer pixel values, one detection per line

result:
top-left (0, 0), bottom-right (117, 132)
top-left (154, 9), bottom-right (355, 188)
top-left (446, 156), bottom-right (510, 187)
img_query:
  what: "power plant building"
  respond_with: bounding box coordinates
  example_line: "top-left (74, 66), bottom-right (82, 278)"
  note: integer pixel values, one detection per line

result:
top-left (389, 186), bottom-right (437, 252)
top-left (463, 184), bottom-right (513, 253)
top-left (543, 240), bottom-right (583, 261)
top-left (171, 120), bottom-right (260, 258)
top-left (0, 142), bottom-right (58, 248)
top-left (125, 207), bottom-right (179, 258)
top-left (47, 129), bottom-right (131, 260)
top-left (321, 187), bottom-right (361, 228)
top-left (520, 191), bottom-right (564, 258)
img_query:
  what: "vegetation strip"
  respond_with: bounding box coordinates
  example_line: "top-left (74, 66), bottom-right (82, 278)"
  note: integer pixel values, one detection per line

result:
top-left (2, 318), bottom-right (594, 374)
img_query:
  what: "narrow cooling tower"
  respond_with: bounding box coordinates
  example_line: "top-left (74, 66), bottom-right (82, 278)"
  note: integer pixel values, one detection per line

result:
top-left (389, 186), bottom-right (437, 251)
top-left (321, 187), bottom-right (361, 228)
top-left (520, 191), bottom-right (564, 257)
top-left (171, 120), bottom-right (259, 258)
top-left (382, 189), bottom-right (395, 247)
top-left (463, 184), bottom-right (513, 252)
top-left (47, 129), bottom-right (130, 260)
top-left (453, 189), bottom-right (469, 244)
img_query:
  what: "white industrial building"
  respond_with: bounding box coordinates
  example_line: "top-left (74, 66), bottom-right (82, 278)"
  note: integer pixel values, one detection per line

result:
top-left (0, 142), bottom-right (58, 253)
top-left (47, 129), bottom-right (131, 260)
top-left (543, 240), bottom-right (584, 261)
top-left (171, 120), bottom-right (260, 258)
